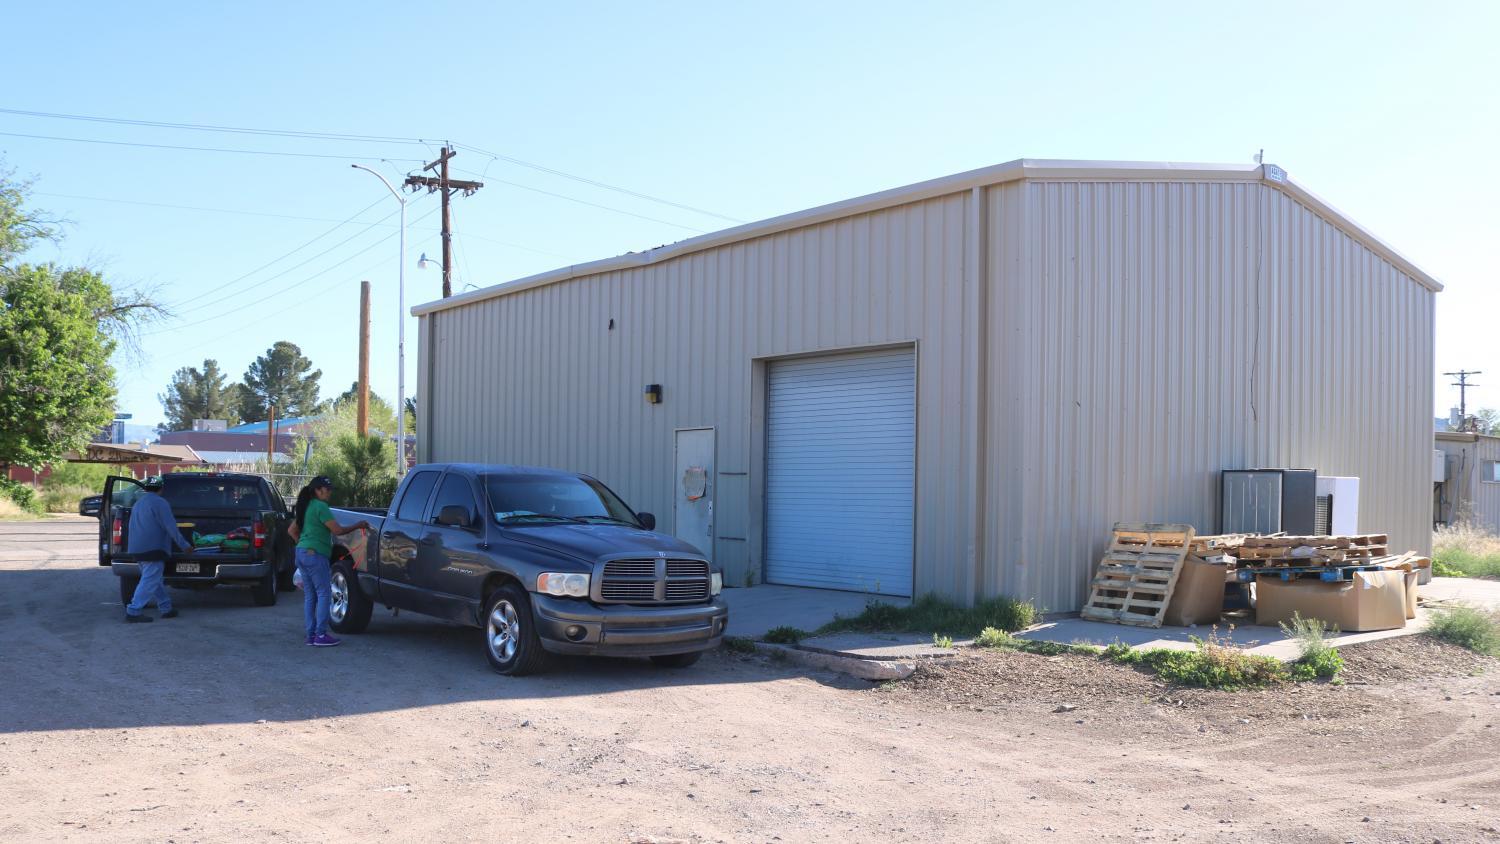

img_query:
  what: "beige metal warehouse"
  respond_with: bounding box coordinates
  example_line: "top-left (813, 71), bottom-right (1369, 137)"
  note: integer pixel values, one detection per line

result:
top-left (412, 159), bottom-right (1440, 612)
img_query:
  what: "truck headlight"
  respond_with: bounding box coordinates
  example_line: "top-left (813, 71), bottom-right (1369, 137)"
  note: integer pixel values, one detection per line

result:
top-left (710, 572), bottom-right (722, 596)
top-left (537, 572), bottom-right (590, 598)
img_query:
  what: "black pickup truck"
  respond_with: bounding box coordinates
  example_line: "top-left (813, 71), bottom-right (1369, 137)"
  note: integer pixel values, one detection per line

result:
top-left (325, 463), bottom-right (729, 675)
top-left (99, 473), bottom-right (294, 606)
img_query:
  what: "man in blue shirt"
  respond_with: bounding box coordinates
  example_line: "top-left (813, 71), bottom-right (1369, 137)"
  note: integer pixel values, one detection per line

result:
top-left (124, 476), bottom-right (192, 623)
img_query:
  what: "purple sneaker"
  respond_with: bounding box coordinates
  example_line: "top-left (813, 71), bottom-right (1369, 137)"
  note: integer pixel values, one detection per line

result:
top-left (311, 633), bottom-right (341, 648)
top-left (305, 635), bottom-right (314, 646)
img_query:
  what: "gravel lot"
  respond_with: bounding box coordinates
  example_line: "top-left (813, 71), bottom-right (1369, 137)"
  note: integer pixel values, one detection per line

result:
top-left (2, 518), bottom-right (1498, 843)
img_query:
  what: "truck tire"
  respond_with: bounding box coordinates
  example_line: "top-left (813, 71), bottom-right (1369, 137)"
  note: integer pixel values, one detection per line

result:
top-left (250, 567), bottom-right (278, 607)
top-left (483, 584), bottom-right (547, 676)
top-left (118, 575), bottom-right (140, 607)
top-left (650, 651), bottom-right (703, 669)
top-left (329, 559), bottom-right (372, 633)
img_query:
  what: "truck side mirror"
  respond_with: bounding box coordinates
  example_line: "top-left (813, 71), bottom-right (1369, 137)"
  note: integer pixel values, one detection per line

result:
top-left (436, 504), bottom-right (472, 528)
top-left (636, 512), bottom-right (656, 531)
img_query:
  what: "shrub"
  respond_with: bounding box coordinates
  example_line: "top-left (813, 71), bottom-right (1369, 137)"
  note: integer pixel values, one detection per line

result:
top-left (974, 626), bottom-right (1011, 648)
top-left (932, 633), bottom-right (954, 649)
top-left (1433, 523), bottom-right (1500, 578)
top-left (40, 461), bottom-right (111, 493)
top-left (1279, 612), bottom-right (1344, 680)
top-left (721, 636), bottom-right (757, 655)
top-left (1432, 560), bottom-right (1467, 578)
top-left (762, 626), bottom-right (808, 645)
top-left (1427, 605), bottom-right (1500, 656)
top-left (819, 593), bottom-right (1037, 637)
top-left (39, 483), bottom-right (94, 514)
top-left (0, 479), bottom-right (43, 516)
top-left (1105, 630), bottom-right (1288, 689)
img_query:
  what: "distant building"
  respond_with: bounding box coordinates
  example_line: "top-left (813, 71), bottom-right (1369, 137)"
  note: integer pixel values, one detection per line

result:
top-left (1435, 431), bottom-right (1500, 530)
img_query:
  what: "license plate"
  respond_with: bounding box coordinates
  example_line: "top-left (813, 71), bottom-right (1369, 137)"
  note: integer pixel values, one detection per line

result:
top-left (176, 563), bottom-right (200, 574)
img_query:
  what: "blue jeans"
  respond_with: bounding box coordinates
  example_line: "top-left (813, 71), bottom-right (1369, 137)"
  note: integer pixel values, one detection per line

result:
top-left (126, 560), bottom-right (173, 616)
top-left (296, 548), bottom-right (333, 638)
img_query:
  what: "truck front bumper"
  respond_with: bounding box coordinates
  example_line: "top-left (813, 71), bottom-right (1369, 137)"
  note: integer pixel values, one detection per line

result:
top-left (111, 560), bottom-right (271, 584)
top-left (531, 594), bottom-right (729, 657)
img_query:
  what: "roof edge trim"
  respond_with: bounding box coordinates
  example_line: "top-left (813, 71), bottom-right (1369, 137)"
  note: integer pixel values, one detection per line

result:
top-left (413, 159), bottom-right (1441, 316)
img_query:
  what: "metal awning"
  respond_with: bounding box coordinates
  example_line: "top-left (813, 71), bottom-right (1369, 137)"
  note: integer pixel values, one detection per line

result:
top-left (65, 443), bottom-right (204, 465)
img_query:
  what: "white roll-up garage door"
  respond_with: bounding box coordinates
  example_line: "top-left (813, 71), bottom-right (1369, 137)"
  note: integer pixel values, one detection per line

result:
top-left (764, 347), bottom-right (915, 596)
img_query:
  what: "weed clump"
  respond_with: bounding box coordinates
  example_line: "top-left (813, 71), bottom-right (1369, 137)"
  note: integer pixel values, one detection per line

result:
top-left (1279, 613), bottom-right (1344, 680)
top-left (1427, 605), bottom-right (1500, 656)
top-left (762, 626), bottom-right (809, 645)
top-left (819, 594), bottom-right (1037, 637)
top-left (1104, 629), bottom-right (1287, 690)
top-left (720, 636), bottom-right (757, 655)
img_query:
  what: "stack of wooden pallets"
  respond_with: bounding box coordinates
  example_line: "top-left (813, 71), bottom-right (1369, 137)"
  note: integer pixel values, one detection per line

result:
top-left (1081, 523), bottom-right (1196, 628)
top-left (1191, 534), bottom-right (1389, 565)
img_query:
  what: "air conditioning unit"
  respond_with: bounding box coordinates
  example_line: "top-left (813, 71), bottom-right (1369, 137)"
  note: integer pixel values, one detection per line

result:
top-left (1220, 469), bottom-right (1317, 535)
top-left (1313, 476), bottom-right (1359, 536)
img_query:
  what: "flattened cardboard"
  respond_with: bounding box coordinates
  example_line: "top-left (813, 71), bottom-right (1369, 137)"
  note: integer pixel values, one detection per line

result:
top-left (1163, 555), bottom-right (1226, 627)
top-left (1255, 569), bottom-right (1408, 632)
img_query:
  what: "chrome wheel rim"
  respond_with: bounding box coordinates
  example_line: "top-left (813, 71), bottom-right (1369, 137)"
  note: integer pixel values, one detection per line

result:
top-left (330, 570), bottom-right (349, 623)
top-left (487, 599), bottom-right (521, 663)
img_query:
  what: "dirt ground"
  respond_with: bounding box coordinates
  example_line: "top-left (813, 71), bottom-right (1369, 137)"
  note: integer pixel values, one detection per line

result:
top-left (3, 519), bottom-right (1498, 843)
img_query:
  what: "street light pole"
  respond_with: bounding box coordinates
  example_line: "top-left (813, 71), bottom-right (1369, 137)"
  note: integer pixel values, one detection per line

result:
top-left (350, 165), bottom-right (408, 478)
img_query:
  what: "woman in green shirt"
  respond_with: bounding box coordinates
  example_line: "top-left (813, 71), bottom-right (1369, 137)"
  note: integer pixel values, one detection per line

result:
top-left (288, 477), bottom-right (369, 647)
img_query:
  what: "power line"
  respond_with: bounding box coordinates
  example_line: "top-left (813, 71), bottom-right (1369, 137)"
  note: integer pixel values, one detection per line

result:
top-left (167, 198), bottom-right (397, 314)
top-left (32, 189), bottom-right (570, 257)
top-left (0, 106), bottom-right (742, 223)
top-left (0, 106), bottom-right (432, 146)
top-left (141, 204), bottom-right (441, 337)
top-left (454, 142), bottom-right (745, 224)
top-left (455, 166), bottom-right (708, 233)
top-left (0, 130), bottom-right (426, 162)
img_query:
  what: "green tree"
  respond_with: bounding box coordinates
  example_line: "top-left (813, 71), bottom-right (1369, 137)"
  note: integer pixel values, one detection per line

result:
top-left (0, 162), bottom-right (162, 478)
top-left (314, 433), bottom-right (398, 508)
top-left (238, 341), bottom-right (321, 422)
top-left (158, 358), bottom-right (241, 433)
top-left (1473, 408), bottom-right (1500, 436)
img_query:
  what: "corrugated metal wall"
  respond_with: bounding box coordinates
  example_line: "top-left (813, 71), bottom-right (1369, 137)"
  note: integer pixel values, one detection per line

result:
top-left (420, 175), bottom-right (1435, 611)
top-left (420, 192), bottom-right (978, 593)
top-left (1473, 439), bottom-right (1500, 531)
top-left (1437, 436), bottom-right (1500, 531)
top-left (987, 180), bottom-right (1434, 612)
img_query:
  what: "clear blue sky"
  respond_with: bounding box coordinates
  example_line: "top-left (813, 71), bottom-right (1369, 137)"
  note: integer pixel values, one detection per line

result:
top-left (4, 0), bottom-right (1496, 430)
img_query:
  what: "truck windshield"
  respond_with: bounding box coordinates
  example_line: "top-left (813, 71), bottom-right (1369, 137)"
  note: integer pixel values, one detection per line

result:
top-left (162, 478), bottom-right (268, 510)
top-left (483, 474), bottom-right (640, 527)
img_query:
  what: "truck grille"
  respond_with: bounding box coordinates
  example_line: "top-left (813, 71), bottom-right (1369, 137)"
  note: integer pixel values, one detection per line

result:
top-left (599, 558), bottom-right (710, 604)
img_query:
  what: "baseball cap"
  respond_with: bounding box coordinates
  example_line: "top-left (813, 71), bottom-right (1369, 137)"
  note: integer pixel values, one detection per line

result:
top-left (142, 475), bottom-right (165, 491)
top-left (310, 476), bottom-right (334, 490)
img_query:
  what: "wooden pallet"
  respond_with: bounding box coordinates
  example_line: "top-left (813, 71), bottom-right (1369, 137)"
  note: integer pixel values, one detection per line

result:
top-left (1081, 523), bottom-right (1196, 628)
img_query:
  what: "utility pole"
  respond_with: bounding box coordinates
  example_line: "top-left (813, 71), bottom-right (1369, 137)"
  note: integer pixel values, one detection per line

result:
top-left (266, 404), bottom-right (276, 475)
top-left (1445, 370), bottom-right (1482, 428)
top-left (357, 281), bottom-right (371, 438)
top-left (405, 146), bottom-right (483, 298)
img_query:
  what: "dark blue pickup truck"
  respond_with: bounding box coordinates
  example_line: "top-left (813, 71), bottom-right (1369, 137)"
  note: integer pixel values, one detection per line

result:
top-left (327, 463), bottom-right (729, 675)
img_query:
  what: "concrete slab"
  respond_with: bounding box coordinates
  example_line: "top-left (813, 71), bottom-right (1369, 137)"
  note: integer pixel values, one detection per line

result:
top-left (1423, 576), bottom-right (1500, 609)
top-left (799, 632), bottom-right (968, 660)
top-left (719, 584), bottom-right (897, 640)
top-left (1019, 609), bottom-right (1435, 661)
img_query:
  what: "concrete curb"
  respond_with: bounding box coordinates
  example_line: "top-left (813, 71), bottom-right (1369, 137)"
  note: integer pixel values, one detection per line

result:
top-left (751, 642), bottom-right (917, 681)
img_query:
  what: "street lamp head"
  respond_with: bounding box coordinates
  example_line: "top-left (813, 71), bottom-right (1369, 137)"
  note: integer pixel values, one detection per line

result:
top-left (417, 252), bottom-right (444, 271)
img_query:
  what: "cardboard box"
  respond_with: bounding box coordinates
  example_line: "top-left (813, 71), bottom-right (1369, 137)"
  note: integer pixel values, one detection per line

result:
top-left (1404, 570), bottom-right (1419, 620)
top-left (1255, 570), bottom-right (1408, 632)
top-left (1163, 556), bottom-right (1227, 627)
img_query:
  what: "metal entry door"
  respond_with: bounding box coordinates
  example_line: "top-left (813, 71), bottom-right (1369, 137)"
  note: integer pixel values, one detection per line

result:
top-left (673, 428), bottom-right (715, 560)
top-left (764, 347), bottom-right (915, 596)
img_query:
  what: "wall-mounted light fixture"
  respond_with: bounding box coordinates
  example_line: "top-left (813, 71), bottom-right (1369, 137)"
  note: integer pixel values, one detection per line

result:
top-left (644, 384), bottom-right (662, 404)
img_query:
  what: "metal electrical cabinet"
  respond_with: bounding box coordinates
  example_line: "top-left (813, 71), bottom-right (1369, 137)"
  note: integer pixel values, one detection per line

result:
top-left (1220, 469), bottom-right (1318, 535)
